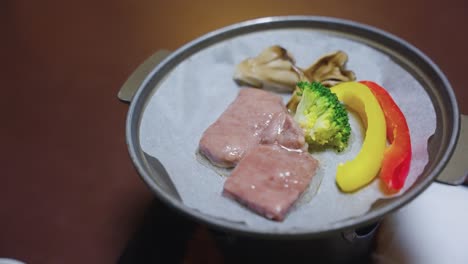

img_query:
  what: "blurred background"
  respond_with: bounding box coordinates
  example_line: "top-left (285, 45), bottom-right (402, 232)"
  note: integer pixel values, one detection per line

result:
top-left (2, 1), bottom-right (467, 263)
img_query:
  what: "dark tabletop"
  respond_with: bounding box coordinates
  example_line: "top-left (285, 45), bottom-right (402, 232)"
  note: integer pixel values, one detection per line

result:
top-left (2, 1), bottom-right (467, 263)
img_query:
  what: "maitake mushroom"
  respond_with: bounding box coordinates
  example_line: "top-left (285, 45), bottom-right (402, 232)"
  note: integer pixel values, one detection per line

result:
top-left (233, 46), bottom-right (356, 112)
top-left (304, 51), bottom-right (356, 86)
top-left (233, 45), bottom-right (301, 93)
top-left (286, 51), bottom-right (356, 112)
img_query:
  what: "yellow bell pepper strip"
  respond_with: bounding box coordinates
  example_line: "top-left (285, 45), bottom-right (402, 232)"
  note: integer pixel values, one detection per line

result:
top-left (360, 81), bottom-right (412, 192)
top-left (330, 82), bottom-right (386, 192)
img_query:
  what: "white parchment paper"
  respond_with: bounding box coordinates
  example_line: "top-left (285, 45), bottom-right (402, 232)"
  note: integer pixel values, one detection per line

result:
top-left (139, 29), bottom-right (436, 232)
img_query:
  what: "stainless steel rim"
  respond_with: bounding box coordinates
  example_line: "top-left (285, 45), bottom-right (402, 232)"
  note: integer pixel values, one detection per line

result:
top-left (125, 16), bottom-right (460, 238)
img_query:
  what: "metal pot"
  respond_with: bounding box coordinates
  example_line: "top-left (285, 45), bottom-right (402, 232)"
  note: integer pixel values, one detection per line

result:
top-left (118, 17), bottom-right (466, 244)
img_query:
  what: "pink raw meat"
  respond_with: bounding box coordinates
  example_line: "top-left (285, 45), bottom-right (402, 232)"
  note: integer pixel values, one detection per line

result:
top-left (199, 88), bottom-right (305, 168)
top-left (223, 144), bottom-right (318, 221)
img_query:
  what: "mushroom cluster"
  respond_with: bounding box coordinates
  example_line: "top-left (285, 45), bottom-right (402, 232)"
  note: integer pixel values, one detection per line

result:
top-left (233, 45), bottom-right (356, 112)
top-left (233, 45), bottom-right (300, 93)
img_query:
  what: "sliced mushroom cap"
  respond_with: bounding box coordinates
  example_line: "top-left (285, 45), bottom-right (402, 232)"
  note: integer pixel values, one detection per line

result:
top-left (233, 45), bottom-right (300, 93)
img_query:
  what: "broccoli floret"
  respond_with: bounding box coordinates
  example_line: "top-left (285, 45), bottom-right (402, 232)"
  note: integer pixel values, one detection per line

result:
top-left (294, 81), bottom-right (351, 152)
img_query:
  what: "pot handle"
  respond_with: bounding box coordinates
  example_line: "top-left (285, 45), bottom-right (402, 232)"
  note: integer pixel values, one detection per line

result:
top-left (342, 222), bottom-right (380, 243)
top-left (436, 114), bottom-right (468, 186)
top-left (118, 50), bottom-right (171, 103)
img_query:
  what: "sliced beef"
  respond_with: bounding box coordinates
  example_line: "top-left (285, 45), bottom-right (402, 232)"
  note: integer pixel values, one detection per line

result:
top-left (199, 88), bottom-right (305, 168)
top-left (223, 144), bottom-right (318, 221)
top-left (259, 112), bottom-right (305, 149)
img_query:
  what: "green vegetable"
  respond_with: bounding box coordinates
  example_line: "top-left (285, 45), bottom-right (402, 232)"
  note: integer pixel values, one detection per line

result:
top-left (293, 81), bottom-right (351, 151)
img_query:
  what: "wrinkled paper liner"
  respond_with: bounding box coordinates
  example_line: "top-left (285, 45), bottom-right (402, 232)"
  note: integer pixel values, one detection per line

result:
top-left (139, 29), bottom-right (436, 232)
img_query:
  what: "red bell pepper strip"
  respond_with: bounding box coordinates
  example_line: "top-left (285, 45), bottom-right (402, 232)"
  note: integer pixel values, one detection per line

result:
top-left (360, 81), bottom-right (412, 192)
